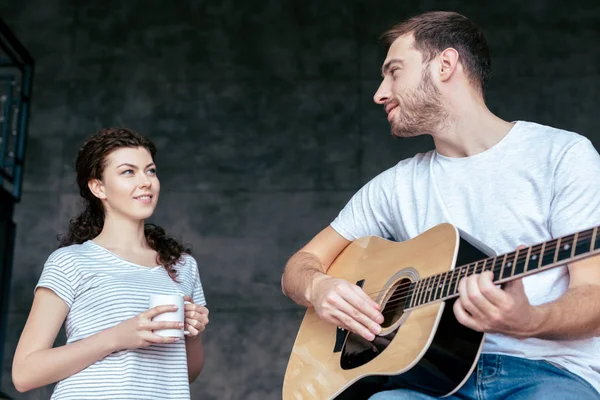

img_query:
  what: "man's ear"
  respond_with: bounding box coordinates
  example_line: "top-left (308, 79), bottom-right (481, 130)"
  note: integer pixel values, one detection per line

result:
top-left (88, 179), bottom-right (107, 200)
top-left (438, 47), bottom-right (460, 83)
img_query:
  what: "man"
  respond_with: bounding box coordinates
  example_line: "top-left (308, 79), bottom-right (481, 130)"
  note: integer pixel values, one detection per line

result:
top-left (281, 11), bottom-right (600, 399)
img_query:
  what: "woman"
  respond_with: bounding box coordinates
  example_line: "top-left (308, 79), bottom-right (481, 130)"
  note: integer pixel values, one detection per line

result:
top-left (12, 127), bottom-right (209, 399)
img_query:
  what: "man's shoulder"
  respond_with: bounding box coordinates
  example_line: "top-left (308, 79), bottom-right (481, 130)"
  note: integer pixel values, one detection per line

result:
top-left (371, 151), bottom-right (435, 181)
top-left (516, 121), bottom-right (587, 147)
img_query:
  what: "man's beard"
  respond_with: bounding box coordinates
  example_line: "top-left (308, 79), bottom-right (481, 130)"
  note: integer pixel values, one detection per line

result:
top-left (387, 69), bottom-right (448, 138)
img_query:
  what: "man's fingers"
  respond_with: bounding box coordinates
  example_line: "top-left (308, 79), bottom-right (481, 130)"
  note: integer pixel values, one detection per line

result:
top-left (346, 285), bottom-right (384, 323)
top-left (331, 314), bottom-right (376, 342)
top-left (466, 273), bottom-right (503, 314)
top-left (333, 296), bottom-right (382, 336)
top-left (478, 271), bottom-right (510, 306)
top-left (453, 299), bottom-right (483, 332)
top-left (458, 277), bottom-right (485, 320)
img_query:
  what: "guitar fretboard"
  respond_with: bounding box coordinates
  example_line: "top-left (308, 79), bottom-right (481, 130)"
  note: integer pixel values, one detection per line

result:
top-left (406, 226), bottom-right (600, 309)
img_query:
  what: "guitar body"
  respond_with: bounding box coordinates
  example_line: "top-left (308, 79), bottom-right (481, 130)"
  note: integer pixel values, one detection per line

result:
top-left (283, 223), bottom-right (488, 399)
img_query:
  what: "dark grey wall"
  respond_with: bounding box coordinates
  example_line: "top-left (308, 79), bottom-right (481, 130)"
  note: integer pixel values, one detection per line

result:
top-left (1, 0), bottom-right (599, 398)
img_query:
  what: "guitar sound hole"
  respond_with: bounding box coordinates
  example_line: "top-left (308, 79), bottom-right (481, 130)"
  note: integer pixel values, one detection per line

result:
top-left (381, 278), bottom-right (411, 329)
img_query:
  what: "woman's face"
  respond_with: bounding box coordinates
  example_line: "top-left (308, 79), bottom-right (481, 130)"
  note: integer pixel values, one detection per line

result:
top-left (90, 146), bottom-right (160, 221)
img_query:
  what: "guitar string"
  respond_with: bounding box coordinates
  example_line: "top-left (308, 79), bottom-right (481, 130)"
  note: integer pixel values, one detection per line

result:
top-left (377, 239), bottom-right (589, 311)
top-left (379, 238), bottom-right (579, 308)
top-left (362, 234), bottom-right (593, 309)
top-left (362, 240), bottom-right (556, 300)
top-left (371, 231), bottom-right (591, 302)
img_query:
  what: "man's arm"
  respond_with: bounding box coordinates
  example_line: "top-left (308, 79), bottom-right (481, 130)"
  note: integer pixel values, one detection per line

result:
top-left (282, 226), bottom-right (384, 341)
top-left (282, 226), bottom-right (350, 306)
top-left (530, 255), bottom-right (600, 339)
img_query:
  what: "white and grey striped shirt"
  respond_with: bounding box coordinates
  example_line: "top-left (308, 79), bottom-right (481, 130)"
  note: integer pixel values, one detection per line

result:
top-left (36, 240), bottom-right (206, 399)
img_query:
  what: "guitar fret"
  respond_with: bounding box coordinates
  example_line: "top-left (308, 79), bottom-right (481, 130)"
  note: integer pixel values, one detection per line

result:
top-left (553, 237), bottom-right (562, 264)
top-left (426, 275), bottom-right (437, 303)
top-left (500, 253), bottom-right (512, 280)
top-left (449, 267), bottom-right (459, 297)
top-left (406, 282), bottom-right (417, 309)
top-left (430, 274), bottom-right (442, 302)
top-left (537, 241), bottom-right (546, 270)
top-left (556, 234), bottom-right (575, 263)
top-left (594, 227), bottom-right (600, 251)
top-left (509, 250), bottom-right (518, 277)
top-left (523, 246), bottom-right (532, 273)
top-left (451, 265), bottom-right (467, 296)
top-left (434, 274), bottom-right (444, 302)
top-left (418, 280), bottom-right (426, 307)
top-left (439, 271), bottom-right (449, 300)
top-left (541, 239), bottom-right (556, 267)
top-left (527, 245), bottom-right (541, 272)
top-left (484, 257), bottom-right (495, 273)
top-left (408, 281), bottom-right (417, 308)
top-left (476, 260), bottom-right (486, 274)
top-left (441, 270), bottom-right (452, 298)
top-left (513, 247), bottom-right (527, 276)
top-left (421, 276), bottom-right (431, 305)
top-left (466, 263), bottom-right (475, 283)
top-left (415, 277), bottom-right (427, 306)
top-left (493, 255), bottom-right (504, 282)
top-left (576, 229), bottom-right (593, 256)
top-left (571, 233), bottom-right (578, 259)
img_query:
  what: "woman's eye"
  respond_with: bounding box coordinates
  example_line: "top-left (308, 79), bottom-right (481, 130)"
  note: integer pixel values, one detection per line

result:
top-left (122, 169), bottom-right (134, 175)
top-left (147, 168), bottom-right (157, 175)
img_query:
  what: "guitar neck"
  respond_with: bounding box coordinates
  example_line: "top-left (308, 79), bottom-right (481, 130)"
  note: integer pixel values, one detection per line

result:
top-left (408, 226), bottom-right (600, 309)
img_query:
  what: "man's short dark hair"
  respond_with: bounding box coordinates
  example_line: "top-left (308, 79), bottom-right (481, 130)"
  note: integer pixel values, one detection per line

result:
top-left (381, 11), bottom-right (492, 93)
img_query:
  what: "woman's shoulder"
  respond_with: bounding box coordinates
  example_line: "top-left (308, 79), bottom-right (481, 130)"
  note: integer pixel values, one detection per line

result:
top-left (45, 241), bottom-right (94, 268)
top-left (174, 253), bottom-right (201, 278)
top-left (176, 253), bottom-right (198, 269)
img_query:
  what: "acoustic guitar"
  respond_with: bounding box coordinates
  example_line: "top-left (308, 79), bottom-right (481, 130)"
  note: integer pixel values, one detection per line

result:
top-left (283, 223), bottom-right (598, 399)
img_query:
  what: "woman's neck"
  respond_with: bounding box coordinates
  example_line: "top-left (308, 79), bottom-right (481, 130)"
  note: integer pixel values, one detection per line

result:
top-left (93, 214), bottom-right (149, 251)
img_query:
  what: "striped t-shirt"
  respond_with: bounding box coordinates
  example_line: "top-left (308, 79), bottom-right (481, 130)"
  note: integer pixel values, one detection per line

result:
top-left (36, 240), bottom-right (206, 399)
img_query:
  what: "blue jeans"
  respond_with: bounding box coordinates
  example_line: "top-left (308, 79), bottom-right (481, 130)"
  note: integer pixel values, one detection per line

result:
top-left (369, 354), bottom-right (599, 400)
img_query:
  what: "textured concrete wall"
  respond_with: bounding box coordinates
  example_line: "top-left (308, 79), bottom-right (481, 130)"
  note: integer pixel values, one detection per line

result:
top-left (1, 0), bottom-right (599, 398)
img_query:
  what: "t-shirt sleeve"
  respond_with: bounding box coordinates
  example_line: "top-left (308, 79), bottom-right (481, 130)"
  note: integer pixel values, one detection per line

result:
top-left (330, 168), bottom-right (397, 241)
top-left (35, 261), bottom-right (76, 308)
top-left (188, 257), bottom-right (206, 306)
top-left (549, 138), bottom-right (600, 237)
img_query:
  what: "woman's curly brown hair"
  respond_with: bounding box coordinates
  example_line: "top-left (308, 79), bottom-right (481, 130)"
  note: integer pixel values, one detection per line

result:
top-left (59, 127), bottom-right (190, 278)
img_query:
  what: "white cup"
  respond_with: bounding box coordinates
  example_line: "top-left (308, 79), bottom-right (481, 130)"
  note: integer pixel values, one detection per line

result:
top-left (148, 294), bottom-right (190, 338)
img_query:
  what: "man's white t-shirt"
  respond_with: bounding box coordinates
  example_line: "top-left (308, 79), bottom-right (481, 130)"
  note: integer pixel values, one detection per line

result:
top-left (331, 121), bottom-right (600, 393)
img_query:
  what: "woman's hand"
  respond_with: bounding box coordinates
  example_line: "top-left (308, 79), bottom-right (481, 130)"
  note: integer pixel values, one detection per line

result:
top-left (109, 305), bottom-right (184, 351)
top-left (183, 296), bottom-right (209, 338)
